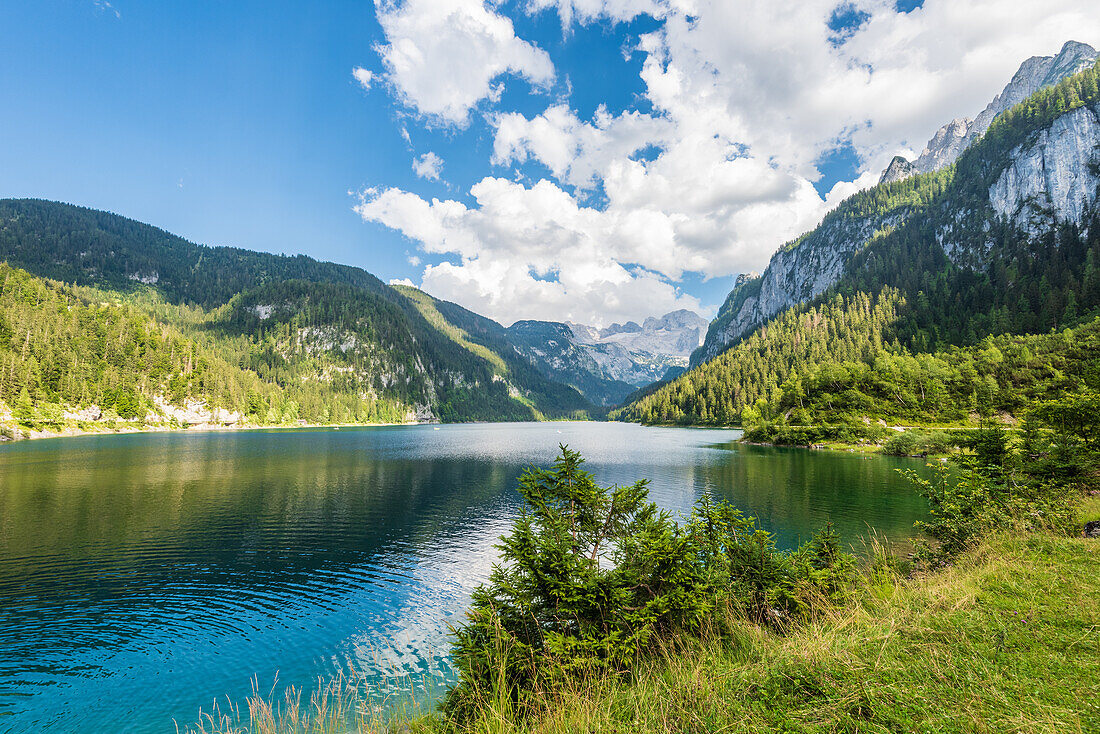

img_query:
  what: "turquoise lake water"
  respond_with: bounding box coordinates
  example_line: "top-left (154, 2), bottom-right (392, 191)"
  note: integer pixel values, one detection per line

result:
top-left (0, 422), bottom-right (929, 732)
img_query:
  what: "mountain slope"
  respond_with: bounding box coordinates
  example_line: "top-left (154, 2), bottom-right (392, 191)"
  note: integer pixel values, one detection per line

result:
top-left (393, 286), bottom-right (594, 417)
top-left (0, 199), bottom-right (593, 427)
top-left (504, 320), bottom-right (638, 406)
top-left (0, 262), bottom-right (302, 432)
top-left (695, 51), bottom-right (1100, 366)
top-left (625, 54), bottom-right (1100, 426)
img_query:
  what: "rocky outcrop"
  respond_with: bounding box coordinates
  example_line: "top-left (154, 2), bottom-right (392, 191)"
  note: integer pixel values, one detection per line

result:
top-left (152, 396), bottom-right (243, 426)
top-left (936, 99), bottom-right (1100, 269)
top-left (879, 155), bottom-right (917, 184)
top-left (882, 41), bottom-right (1097, 182)
top-left (63, 405), bottom-right (103, 421)
top-left (988, 103), bottom-right (1100, 236)
top-left (912, 118), bottom-right (971, 174)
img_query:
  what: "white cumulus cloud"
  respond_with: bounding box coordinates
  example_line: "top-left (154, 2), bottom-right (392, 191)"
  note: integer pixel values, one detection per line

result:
top-left (412, 151), bottom-right (444, 180)
top-left (374, 0), bottom-right (555, 126)
top-left (360, 0), bottom-right (1100, 326)
top-left (352, 66), bottom-right (374, 90)
top-left (526, 0), bottom-right (667, 27)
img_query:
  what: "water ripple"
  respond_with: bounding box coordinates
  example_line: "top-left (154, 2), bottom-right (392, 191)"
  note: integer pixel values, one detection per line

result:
top-left (0, 423), bottom-right (927, 733)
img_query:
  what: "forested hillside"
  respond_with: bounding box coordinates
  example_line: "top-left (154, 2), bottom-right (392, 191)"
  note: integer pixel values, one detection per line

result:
top-left (621, 59), bottom-right (1100, 427)
top-left (0, 198), bottom-right (387, 307)
top-left (0, 200), bottom-right (594, 432)
top-left (615, 284), bottom-right (1100, 428)
top-left (0, 263), bottom-right (302, 429)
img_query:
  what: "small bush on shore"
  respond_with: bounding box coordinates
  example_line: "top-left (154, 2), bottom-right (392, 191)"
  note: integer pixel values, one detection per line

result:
top-left (881, 428), bottom-right (958, 456)
top-left (443, 446), bottom-right (856, 722)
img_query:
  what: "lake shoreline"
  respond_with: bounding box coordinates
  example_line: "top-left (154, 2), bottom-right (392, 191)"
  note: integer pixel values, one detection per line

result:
top-left (0, 416), bottom-right (729, 446)
top-left (0, 418), bottom-right (433, 444)
top-left (0, 421), bottom-right (931, 732)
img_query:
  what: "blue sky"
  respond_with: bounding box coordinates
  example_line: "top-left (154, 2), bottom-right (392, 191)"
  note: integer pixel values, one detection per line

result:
top-left (2, 1), bottom-right (1097, 326)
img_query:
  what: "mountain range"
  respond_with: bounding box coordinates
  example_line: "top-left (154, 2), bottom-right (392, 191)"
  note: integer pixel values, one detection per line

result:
top-left (3, 42), bottom-right (1099, 436)
top-left (0, 199), bottom-right (705, 430)
top-left (505, 310), bottom-right (707, 406)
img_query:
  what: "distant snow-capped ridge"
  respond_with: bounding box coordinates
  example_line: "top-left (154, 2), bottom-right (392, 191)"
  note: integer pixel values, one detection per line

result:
top-left (505, 309), bottom-right (708, 406)
top-left (568, 309), bottom-right (709, 359)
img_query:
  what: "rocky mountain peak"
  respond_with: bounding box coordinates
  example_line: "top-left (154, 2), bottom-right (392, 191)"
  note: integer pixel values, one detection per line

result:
top-left (601, 321), bottom-right (643, 337)
top-left (913, 117), bottom-right (971, 173)
top-left (568, 309), bottom-right (708, 358)
top-left (880, 40), bottom-right (1097, 182)
top-left (735, 271), bottom-right (761, 288)
top-left (879, 155), bottom-right (917, 185)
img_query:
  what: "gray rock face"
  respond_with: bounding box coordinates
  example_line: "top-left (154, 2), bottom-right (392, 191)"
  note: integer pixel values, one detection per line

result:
top-left (882, 40), bottom-right (1097, 181)
top-left (879, 155), bottom-right (917, 184)
top-left (912, 118), bottom-right (972, 174)
top-left (695, 210), bottom-right (906, 364)
top-left (988, 103), bottom-right (1100, 236)
top-left (573, 309), bottom-right (708, 359)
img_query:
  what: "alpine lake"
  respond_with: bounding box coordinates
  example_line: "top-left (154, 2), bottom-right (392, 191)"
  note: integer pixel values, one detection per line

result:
top-left (0, 422), bottom-right (931, 733)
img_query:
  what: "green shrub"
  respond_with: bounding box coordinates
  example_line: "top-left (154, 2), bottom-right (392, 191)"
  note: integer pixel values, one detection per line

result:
top-left (883, 429), bottom-right (960, 456)
top-left (444, 446), bottom-right (858, 721)
top-left (882, 431), bottom-right (919, 456)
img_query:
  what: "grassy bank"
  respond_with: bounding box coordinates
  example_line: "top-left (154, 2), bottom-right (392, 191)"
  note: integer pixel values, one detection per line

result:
top-left (193, 531), bottom-right (1100, 734)
top-left (428, 533), bottom-right (1099, 733)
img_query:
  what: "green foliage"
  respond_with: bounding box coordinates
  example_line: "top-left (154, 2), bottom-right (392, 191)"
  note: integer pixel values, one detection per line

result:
top-left (447, 446), bottom-right (690, 716)
top-left (445, 446), bottom-right (858, 721)
top-left (1030, 388), bottom-right (1100, 450)
top-left (903, 417), bottom-right (1086, 566)
top-left (881, 429), bottom-right (958, 456)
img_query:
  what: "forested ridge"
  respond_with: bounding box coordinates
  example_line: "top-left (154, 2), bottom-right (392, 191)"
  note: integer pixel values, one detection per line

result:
top-left (0, 201), bottom-right (594, 433)
top-left (0, 263), bottom-right (292, 427)
top-left (615, 285), bottom-right (1100, 428)
top-left (622, 59), bottom-right (1100, 428)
